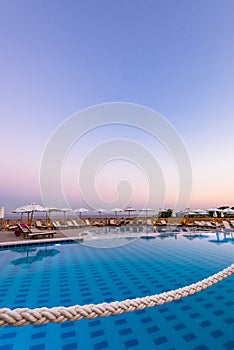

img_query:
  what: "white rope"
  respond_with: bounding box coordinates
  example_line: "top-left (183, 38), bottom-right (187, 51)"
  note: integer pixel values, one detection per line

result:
top-left (0, 264), bottom-right (233, 327)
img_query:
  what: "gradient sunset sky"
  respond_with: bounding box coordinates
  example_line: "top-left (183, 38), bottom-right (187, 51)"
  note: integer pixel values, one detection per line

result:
top-left (1, 1), bottom-right (234, 214)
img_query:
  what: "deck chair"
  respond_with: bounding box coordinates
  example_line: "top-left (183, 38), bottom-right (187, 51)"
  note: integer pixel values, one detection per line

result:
top-left (66, 220), bottom-right (76, 228)
top-left (14, 224), bottom-right (56, 239)
top-left (52, 221), bottom-right (67, 229)
top-left (109, 219), bottom-right (119, 226)
top-left (205, 221), bottom-right (215, 229)
top-left (90, 219), bottom-right (105, 227)
top-left (223, 221), bottom-right (233, 232)
top-left (35, 220), bottom-right (48, 230)
top-left (194, 221), bottom-right (207, 229)
top-left (84, 219), bottom-right (92, 226)
top-left (157, 220), bottom-right (167, 226)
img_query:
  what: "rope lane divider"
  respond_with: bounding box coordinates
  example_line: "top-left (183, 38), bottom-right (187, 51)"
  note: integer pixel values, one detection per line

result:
top-left (0, 264), bottom-right (234, 327)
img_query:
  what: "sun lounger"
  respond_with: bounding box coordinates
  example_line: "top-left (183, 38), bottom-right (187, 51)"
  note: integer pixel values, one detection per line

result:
top-left (14, 224), bottom-right (56, 239)
top-left (84, 219), bottom-right (92, 226)
top-left (109, 219), bottom-right (120, 226)
top-left (157, 220), bottom-right (167, 226)
top-left (52, 221), bottom-right (67, 229)
top-left (120, 220), bottom-right (130, 225)
top-left (222, 221), bottom-right (233, 232)
top-left (6, 224), bottom-right (18, 231)
top-left (205, 221), bottom-right (216, 229)
top-left (89, 219), bottom-right (105, 227)
top-left (93, 221), bottom-right (105, 227)
top-left (35, 220), bottom-right (48, 230)
top-left (71, 219), bottom-right (82, 227)
top-left (194, 221), bottom-right (209, 229)
top-left (66, 220), bottom-right (77, 228)
top-left (27, 231), bottom-right (56, 239)
top-left (200, 221), bottom-right (210, 228)
top-left (66, 220), bottom-right (83, 228)
top-left (213, 221), bottom-right (222, 228)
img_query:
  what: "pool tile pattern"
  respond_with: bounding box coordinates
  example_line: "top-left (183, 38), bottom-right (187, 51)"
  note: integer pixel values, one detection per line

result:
top-left (0, 232), bottom-right (234, 349)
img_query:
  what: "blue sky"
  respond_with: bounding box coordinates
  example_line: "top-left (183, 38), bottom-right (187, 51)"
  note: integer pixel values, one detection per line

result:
top-left (1, 1), bottom-right (234, 214)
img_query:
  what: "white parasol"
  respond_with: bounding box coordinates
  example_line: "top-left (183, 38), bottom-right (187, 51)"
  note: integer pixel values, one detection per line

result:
top-left (74, 207), bottom-right (89, 219)
top-left (140, 208), bottom-right (153, 218)
top-left (222, 208), bottom-right (234, 215)
top-left (60, 208), bottom-right (73, 220)
top-left (110, 208), bottom-right (123, 218)
top-left (96, 209), bottom-right (107, 219)
top-left (44, 206), bottom-right (62, 223)
top-left (13, 203), bottom-right (46, 226)
top-left (125, 207), bottom-right (136, 219)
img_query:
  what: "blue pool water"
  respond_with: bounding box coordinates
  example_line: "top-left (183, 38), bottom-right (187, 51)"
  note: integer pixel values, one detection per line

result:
top-left (0, 231), bottom-right (234, 349)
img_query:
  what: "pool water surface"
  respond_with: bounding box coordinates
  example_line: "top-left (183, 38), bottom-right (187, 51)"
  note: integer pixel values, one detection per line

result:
top-left (0, 232), bottom-right (234, 350)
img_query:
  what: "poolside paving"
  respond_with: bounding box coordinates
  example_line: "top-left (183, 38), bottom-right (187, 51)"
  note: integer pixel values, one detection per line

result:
top-left (0, 228), bottom-right (92, 246)
top-left (0, 225), bottom-right (221, 247)
top-left (0, 229), bottom-right (65, 242)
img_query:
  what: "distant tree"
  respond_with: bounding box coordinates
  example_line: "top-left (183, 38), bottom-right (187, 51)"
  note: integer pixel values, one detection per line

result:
top-left (166, 209), bottom-right (172, 218)
top-left (159, 209), bottom-right (172, 218)
top-left (218, 206), bottom-right (229, 210)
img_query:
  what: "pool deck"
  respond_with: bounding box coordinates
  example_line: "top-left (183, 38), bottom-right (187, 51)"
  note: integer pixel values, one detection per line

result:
top-left (0, 228), bottom-right (91, 247)
top-left (0, 225), bottom-right (224, 248)
top-left (0, 228), bottom-right (157, 246)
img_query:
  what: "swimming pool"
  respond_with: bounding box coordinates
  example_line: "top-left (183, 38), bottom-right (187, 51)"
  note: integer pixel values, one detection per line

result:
top-left (0, 231), bottom-right (234, 349)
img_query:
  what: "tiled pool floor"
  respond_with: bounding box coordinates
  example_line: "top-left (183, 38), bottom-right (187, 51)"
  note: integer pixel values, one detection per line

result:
top-left (0, 233), bottom-right (234, 349)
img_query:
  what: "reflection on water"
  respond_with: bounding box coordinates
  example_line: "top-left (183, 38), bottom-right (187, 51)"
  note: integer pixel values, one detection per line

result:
top-left (11, 246), bottom-right (60, 266)
top-left (208, 231), bottom-right (234, 245)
